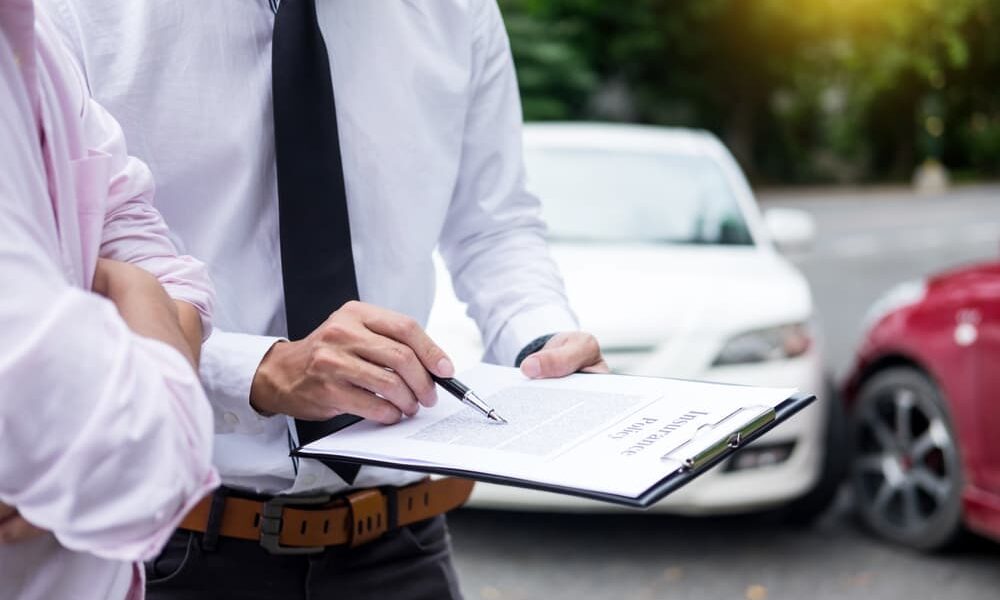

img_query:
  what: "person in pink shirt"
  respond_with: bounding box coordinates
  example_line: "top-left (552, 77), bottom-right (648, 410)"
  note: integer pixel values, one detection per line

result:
top-left (0, 2), bottom-right (219, 599)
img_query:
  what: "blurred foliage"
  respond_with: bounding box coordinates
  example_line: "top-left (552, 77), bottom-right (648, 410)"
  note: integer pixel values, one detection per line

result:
top-left (504, 11), bottom-right (598, 119)
top-left (500, 0), bottom-right (1000, 183)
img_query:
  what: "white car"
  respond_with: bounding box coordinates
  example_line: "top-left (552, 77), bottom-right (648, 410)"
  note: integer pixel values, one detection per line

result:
top-left (427, 123), bottom-right (841, 518)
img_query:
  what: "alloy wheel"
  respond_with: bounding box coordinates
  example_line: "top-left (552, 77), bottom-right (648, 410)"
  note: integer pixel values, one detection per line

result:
top-left (850, 367), bottom-right (963, 549)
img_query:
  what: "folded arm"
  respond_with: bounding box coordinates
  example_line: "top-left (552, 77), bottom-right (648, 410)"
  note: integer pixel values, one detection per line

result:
top-left (0, 51), bottom-right (218, 562)
top-left (77, 71), bottom-right (214, 359)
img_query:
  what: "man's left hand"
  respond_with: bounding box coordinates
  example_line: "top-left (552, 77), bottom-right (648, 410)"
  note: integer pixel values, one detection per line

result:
top-left (519, 331), bottom-right (609, 379)
top-left (0, 503), bottom-right (46, 544)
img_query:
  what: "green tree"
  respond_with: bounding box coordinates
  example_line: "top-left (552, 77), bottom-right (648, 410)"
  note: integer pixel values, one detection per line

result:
top-left (502, 1), bottom-right (597, 120)
top-left (501, 0), bottom-right (1000, 182)
top-left (503, 0), bottom-right (830, 178)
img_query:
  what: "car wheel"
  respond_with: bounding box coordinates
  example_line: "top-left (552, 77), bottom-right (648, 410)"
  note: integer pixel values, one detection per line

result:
top-left (779, 376), bottom-right (848, 526)
top-left (850, 367), bottom-right (964, 550)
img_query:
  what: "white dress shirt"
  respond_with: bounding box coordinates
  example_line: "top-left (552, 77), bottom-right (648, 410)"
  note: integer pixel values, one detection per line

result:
top-left (0, 4), bottom-right (218, 599)
top-left (43, 0), bottom-right (578, 495)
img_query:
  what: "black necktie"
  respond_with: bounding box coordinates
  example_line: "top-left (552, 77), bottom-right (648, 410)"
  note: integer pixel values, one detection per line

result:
top-left (272, 0), bottom-right (362, 482)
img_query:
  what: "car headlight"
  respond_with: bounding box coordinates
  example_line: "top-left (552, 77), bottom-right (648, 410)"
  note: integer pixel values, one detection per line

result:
top-left (862, 279), bottom-right (926, 329)
top-left (712, 322), bottom-right (813, 366)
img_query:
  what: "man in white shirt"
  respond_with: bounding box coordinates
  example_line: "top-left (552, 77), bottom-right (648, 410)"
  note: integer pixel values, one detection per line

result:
top-left (41, 1), bottom-right (607, 597)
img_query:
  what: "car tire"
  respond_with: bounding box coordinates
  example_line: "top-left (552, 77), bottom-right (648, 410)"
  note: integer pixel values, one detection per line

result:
top-left (778, 376), bottom-right (848, 526)
top-left (849, 366), bottom-right (965, 551)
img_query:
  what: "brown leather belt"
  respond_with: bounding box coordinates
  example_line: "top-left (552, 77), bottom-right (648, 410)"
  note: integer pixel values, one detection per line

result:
top-left (179, 477), bottom-right (474, 554)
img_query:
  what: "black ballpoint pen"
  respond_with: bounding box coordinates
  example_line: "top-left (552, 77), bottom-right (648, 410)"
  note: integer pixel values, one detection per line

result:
top-left (431, 375), bottom-right (508, 424)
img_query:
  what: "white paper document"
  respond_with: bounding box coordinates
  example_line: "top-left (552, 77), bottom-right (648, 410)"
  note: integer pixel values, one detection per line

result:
top-left (298, 364), bottom-right (798, 500)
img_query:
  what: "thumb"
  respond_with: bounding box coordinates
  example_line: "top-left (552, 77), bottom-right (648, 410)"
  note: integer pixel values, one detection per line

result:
top-left (520, 342), bottom-right (576, 379)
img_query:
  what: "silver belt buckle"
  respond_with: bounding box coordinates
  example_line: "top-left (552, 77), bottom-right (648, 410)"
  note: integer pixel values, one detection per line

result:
top-left (259, 493), bottom-right (332, 555)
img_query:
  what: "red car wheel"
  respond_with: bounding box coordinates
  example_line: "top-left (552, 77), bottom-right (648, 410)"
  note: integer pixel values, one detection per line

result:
top-left (849, 367), bottom-right (964, 550)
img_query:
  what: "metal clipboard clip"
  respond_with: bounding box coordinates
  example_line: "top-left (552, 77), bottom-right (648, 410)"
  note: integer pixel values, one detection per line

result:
top-left (661, 405), bottom-right (776, 471)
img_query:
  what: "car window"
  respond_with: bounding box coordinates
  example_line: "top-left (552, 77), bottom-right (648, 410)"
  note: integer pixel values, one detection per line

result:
top-left (525, 147), bottom-right (754, 246)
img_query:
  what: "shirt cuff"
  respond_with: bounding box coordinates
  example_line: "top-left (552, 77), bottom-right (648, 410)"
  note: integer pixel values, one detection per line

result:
top-left (487, 304), bottom-right (578, 367)
top-left (199, 330), bottom-right (285, 435)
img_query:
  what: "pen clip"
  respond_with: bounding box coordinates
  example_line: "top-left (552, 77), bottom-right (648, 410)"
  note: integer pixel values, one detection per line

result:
top-left (660, 405), bottom-right (776, 471)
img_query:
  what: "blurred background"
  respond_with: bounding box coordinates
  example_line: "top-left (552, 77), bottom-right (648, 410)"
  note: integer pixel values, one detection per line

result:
top-left (436, 1), bottom-right (1000, 599)
top-left (503, 0), bottom-right (1000, 186)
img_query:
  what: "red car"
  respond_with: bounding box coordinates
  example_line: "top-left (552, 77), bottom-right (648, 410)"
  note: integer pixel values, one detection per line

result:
top-left (843, 261), bottom-right (1000, 550)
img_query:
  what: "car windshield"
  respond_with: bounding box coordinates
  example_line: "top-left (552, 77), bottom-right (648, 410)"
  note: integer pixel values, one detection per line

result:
top-left (524, 146), bottom-right (754, 245)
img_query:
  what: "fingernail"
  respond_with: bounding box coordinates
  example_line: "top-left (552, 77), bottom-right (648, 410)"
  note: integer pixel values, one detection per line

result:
top-left (521, 356), bottom-right (541, 378)
top-left (436, 357), bottom-right (454, 377)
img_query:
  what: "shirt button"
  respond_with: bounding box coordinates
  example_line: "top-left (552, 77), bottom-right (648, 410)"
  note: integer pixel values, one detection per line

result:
top-left (301, 474), bottom-right (318, 487)
top-left (154, 509), bottom-right (166, 522)
top-left (223, 412), bottom-right (240, 426)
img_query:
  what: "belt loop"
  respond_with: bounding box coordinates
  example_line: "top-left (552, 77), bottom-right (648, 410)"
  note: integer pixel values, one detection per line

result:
top-left (382, 486), bottom-right (399, 531)
top-left (201, 487), bottom-right (229, 552)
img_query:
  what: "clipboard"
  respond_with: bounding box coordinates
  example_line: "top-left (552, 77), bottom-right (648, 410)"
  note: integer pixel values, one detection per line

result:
top-left (628, 391), bottom-right (813, 507)
top-left (294, 389), bottom-right (816, 509)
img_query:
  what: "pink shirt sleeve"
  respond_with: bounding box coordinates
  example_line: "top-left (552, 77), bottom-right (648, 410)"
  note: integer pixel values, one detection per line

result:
top-left (78, 71), bottom-right (216, 339)
top-left (0, 36), bottom-right (219, 563)
top-left (32, 10), bottom-right (214, 337)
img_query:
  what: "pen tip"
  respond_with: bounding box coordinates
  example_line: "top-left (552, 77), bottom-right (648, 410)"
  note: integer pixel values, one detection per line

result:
top-left (488, 411), bottom-right (508, 424)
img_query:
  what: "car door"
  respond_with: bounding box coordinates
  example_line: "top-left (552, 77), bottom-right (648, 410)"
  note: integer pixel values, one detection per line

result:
top-left (971, 266), bottom-right (1000, 494)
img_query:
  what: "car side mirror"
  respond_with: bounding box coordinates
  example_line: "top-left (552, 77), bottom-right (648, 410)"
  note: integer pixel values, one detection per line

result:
top-left (763, 207), bottom-right (816, 253)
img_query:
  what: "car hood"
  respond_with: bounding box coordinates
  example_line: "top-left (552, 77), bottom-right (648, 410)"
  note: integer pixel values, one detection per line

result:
top-left (549, 244), bottom-right (812, 350)
top-left (926, 260), bottom-right (1000, 299)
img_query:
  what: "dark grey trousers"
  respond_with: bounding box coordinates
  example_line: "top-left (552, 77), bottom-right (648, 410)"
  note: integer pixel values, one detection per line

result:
top-left (145, 515), bottom-right (463, 600)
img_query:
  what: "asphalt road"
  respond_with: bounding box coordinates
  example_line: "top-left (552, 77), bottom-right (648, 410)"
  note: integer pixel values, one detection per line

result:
top-left (447, 184), bottom-right (1000, 600)
top-left (770, 183), bottom-right (1000, 379)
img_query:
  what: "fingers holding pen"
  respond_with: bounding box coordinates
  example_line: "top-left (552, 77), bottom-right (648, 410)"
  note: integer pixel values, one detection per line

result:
top-left (357, 340), bottom-right (438, 408)
top-left (345, 358), bottom-right (420, 418)
top-left (250, 301), bottom-right (452, 422)
top-left (301, 346), bottom-right (415, 421)
top-left (361, 305), bottom-right (454, 379)
top-left (325, 382), bottom-right (404, 425)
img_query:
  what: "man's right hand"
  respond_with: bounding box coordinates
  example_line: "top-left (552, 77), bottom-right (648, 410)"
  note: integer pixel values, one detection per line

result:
top-left (250, 301), bottom-right (454, 425)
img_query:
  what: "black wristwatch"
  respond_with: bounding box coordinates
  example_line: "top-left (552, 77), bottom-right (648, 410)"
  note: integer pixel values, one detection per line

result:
top-left (514, 333), bottom-right (556, 367)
